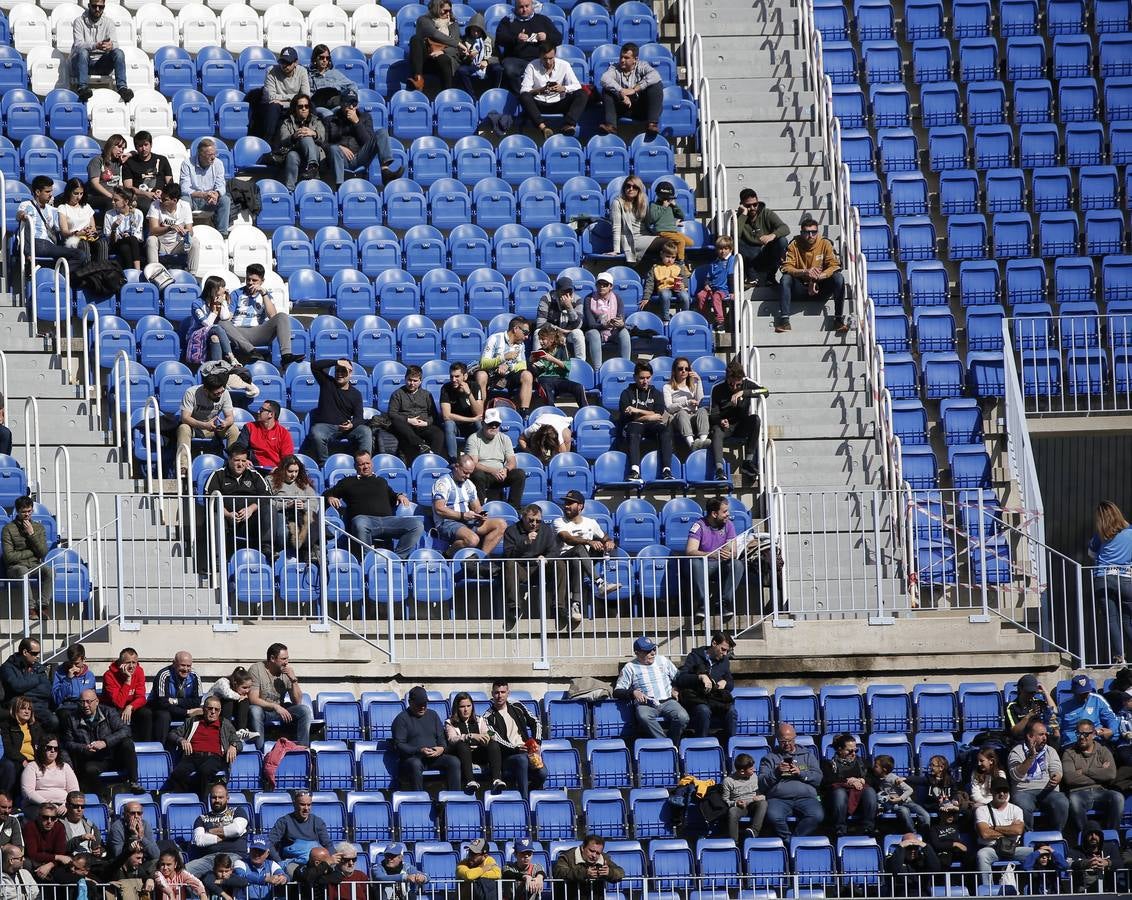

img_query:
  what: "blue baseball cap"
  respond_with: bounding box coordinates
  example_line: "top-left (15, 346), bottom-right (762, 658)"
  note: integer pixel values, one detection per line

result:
top-left (634, 636), bottom-right (657, 653)
top-left (248, 837), bottom-right (270, 853)
top-left (513, 839), bottom-right (535, 855)
top-left (1071, 674), bottom-right (1096, 695)
top-left (383, 843), bottom-right (406, 856)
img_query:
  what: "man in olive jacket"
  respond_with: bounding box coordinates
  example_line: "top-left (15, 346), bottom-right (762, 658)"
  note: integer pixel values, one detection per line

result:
top-left (2, 496), bottom-right (51, 616)
top-left (736, 188), bottom-right (790, 287)
top-left (552, 835), bottom-right (624, 900)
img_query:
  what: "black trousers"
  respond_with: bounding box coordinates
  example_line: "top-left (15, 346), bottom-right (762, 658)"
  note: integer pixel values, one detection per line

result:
top-left (518, 91), bottom-right (588, 128)
top-left (388, 418), bottom-right (446, 459)
top-left (449, 739), bottom-right (503, 786)
top-left (471, 468), bottom-right (525, 507)
top-left (74, 740), bottom-right (138, 789)
top-left (166, 752), bottom-right (228, 799)
top-left (409, 36), bottom-right (458, 88)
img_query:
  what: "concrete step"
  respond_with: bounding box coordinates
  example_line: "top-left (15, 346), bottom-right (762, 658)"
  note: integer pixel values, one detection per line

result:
top-left (708, 81), bottom-right (814, 122)
top-left (692, 7), bottom-right (799, 35)
top-left (760, 356), bottom-right (867, 381)
top-left (696, 0), bottom-right (797, 15)
top-left (777, 490), bottom-right (900, 534)
top-left (724, 167), bottom-right (831, 206)
top-left (700, 37), bottom-right (806, 79)
top-left (773, 439), bottom-right (885, 488)
top-left (766, 390), bottom-right (870, 412)
top-left (766, 408), bottom-right (875, 441)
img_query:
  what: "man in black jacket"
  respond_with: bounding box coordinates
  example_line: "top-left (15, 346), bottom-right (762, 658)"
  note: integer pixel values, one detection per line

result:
top-left (387, 366), bottom-right (446, 462)
top-left (165, 698), bottom-right (240, 800)
top-left (674, 631), bottom-right (737, 738)
top-left (62, 690), bottom-right (142, 792)
top-left (303, 358), bottom-right (372, 465)
top-left (325, 452), bottom-right (424, 558)
top-left (391, 686), bottom-right (461, 791)
top-left (494, 0), bottom-right (563, 92)
top-left (483, 681), bottom-right (545, 797)
top-left (204, 447), bottom-right (280, 555)
top-left (502, 504), bottom-right (571, 631)
top-left (709, 357), bottom-right (768, 482)
top-left (0, 638), bottom-right (56, 730)
top-left (324, 87), bottom-right (400, 187)
top-left (619, 361), bottom-right (675, 482)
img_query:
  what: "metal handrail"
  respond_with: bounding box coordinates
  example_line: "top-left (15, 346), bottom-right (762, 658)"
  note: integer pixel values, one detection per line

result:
top-left (21, 396), bottom-right (40, 497)
top-left (53, 258), bottom-right (73, 377)
top-left (79, 303), bottom-right (102, 423)
top-left (18, 219), bottom-right (34, 329)
top-left (83, 491), bottom-right (106, 617)
top-left (51, 445), bottom-right (72, 543)
top-left (0, 169), bottom-right (7, 293)
top-left (141, 396), bottom-right (163, 500)
top-left (110, 350), bottom-right (134, 461)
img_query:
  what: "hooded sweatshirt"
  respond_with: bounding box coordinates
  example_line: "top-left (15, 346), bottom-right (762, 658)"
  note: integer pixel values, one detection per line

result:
top-left (52, 664), bottom-right (96, 708)
top-left (101, 660), bottom-right (147, 711)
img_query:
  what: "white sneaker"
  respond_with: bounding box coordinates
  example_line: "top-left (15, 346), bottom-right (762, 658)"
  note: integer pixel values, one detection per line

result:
top-left (235, 729), bottom-right (260, 741)
top-left (628, 465), bottom-right (642, 481)
top-left (570, 601), bottom-right (583, 624)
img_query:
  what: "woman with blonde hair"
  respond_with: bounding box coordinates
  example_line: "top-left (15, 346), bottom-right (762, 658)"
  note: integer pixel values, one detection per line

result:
top-left (610, 175), bottom-right (655, 264)
top-left (1088, 499), bottom-right (1132, 664)
top-left (664, 356), bottom-right (710, 451)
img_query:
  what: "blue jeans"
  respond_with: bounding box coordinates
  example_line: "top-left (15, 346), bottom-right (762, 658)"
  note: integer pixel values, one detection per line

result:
top-left (692, 556), bottom-right (745, 615)
top-left (887, 801), bottom-right (931, 832)
top-left (1012, 787), bottom-right (1070, 832)
top-left (657, 289), bottom-right (691, 320)
top-left (827, 785), bottom-right (878, 835)
top-left (330, 132), bottom-right (393, 185)
top-left (350, 515), bottom-right (424, 559)
top-left (1068, 786), bottom-right (1125, 834)
top-left (739, 235), bottom-right (789, 279)
top-left (585, 327), bottom-right (632, 365)
top-left (305, 422), bottom-right (373, 465)
top-left (189, 194), bottom-right (231, 237)
top-left (765, 792), bottom-right (824, 839)
top-left (635, 698), bottom-right (689, 742)
top-left (688, 703), bottom-right (738, 740)
top-left (443, 420), bottom-right (475, 460)
top-left (502, 746), bottom-right (546, 798)
top-left (247, 701), bottom-right (313, 750)
top-left (205, 325), bottom-right (232, 360)
top-left (399, 753), bottom-right (461, 791)
top-left (69, 48), bottom-right (127, 91)
top-left (283, 137), bottom-right (322, 189)
top-left (1096, 573), bottom-right (1132, 662)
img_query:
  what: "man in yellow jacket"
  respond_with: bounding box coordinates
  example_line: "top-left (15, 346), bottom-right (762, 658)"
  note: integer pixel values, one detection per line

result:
top-left (457, 838), bottom-right (501, 900)
top-left (775, 213), bottom-right (847, 335)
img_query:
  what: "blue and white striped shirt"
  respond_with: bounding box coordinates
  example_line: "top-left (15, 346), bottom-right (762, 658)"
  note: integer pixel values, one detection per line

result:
top-left (615, 655), bottom-right (678, 702)
top-left (432, 473), bottom-right (478, 514)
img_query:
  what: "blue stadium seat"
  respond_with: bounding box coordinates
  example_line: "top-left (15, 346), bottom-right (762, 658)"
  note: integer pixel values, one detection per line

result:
top-left (1066, 121), bottom-right (1105, 166)
top-left (531, 790), bottom-right (576, 840)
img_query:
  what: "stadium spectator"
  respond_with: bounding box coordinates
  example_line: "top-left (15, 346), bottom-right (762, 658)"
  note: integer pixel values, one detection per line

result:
top-left (87, 135), bottom-right (129, 215)
top-left (613, 636), bottom-right (688, 742)
top-left (518, 413), bottom-right (573, 464)
top-left (1008, 720), bottom-right (1069, 831)
top-left (203, 667), bottom-right (258, 740)
top-left (1061, 721), bottom-right (1124, 835)
top-left (180, 139), bottom-right (230, 239)
top-left (391, 687), bottom-right (461, 792)
top-left (758, 723), bottom-right (823, 839)
top-left (271, 456), bottom-right (319, 561)
top-left (1069, 826), bottom-right (1123, 892)
top-left (974, 778), bottom-right (1030, 881)
top-left (1088, 499), bottom-right (1132, 665)
top-left (609, 176), bottom-right (655, 265)
top-left (644, 241), bottom-right (691, 322)
top-left (477, 317), bottom-right (535, 413)
top-left (64, 690), bottom-right (141, 795)
top-left (885, 833), bottom-right (941, 890)
top-left (483, 681), bottom-right (546, 797)
top-left (307, 45), bottom-right (355, 106)
top-left (776, 213), bottom-right (846, 334)
top-left (619, 361), bottom-right (674, 482)
top-left (260, 48), bottom-right (310, 147)
top-left (22, 805), bottom-right (68, 882)
top-left (69, 0), bottom-right (131, 102)
top-left (107, 801), bottom-right (159, 863)
top-left (445, 692), bottom-right (504, 794)
top-left (501, 839), bottom-right (545, 900)
top-left (1059, 674), bottom-right (1118, 739)
top-left (662, 357), bottom-right (708, 451)
top-left (51, 853), bottom-right (97, 900)
top-left (598, 43), bottom-right (661, 136)
top-left (2, 502), bottom-right (52, 622)
top-left (466, 410), bottom-right (526, 507)
top-left (456, 838), bottom-right (500, 900)
top-left (145, 184), bottom-right (198, 270)
top-left (927, 802), bottom-right (969, 870)
top-left (20, 739), bottom-right (77, 814)
top-left (551, 835), bottom-right (624, 900)
top-left (710, 357), bottom-right (767, 482)
top-left (325, 88), bottom-right (400, 187)
top-left (122, 132), bottom-right (172, 208)
top-left (968, 747), bottom-right (1005, 807)
top-left (736, 189), bottom-right (790, 287)
top-left (303, 359), bottom-right (370, 465)
top-left (869, 755), bottom-right (930, 834)
top-left (200, 854), bottom-right (246, 900)
top-left (235, 401), bottom-right (294, 472)
top-left (56, 179), bottom-right (99, 265)
top-left (918, 754), bottom-right (966, 816)
top-left (17, 177), bottom-right (86, 268)
top-left (645, 182), bottom-right (692, 262)
top-left (371, 843), bottom-right (427, 900)
top-left (674, 631), bottom-right (737, 739)
top-left (278, 94), bottom-right (327, 191)
top-left (584, 272), bottom-right (631, 364)
top-left (820, 733), bottom-right (876, 837)
top-left (1006, 674), bottom-right (1061, 745)
top-left (204, 448), bottom-right (279, 557)
top-left (184, 276), bottom-right (234, 365)
top-left (223, 264), bottom-right (301, 368)
top-left (388, 366), bottom-right (446, 461)
top-left (530, 326), bottom-right (588, 408)
top-left (502, 504), bottom-right (571, 631)
top-left (165, 699), bottom-right (238, 800)
top-left (99, 649), bottom-right (151, 741)
top-left (325, 451), bottom-right (424, 558)
top-left (554, 489), bottom-right (619, 612)
top-left (235, 837), bottom-right (287, 899)
top-left (518, 42), bottom-right (588, 139)
top-left (685, 497), bottom-right (745, 621)
top-left (494, 0), bottom-right (562, 93)
top-left (1022, 841), bottom-right (1071, 895)
top-left (154, 849), bottom-right (205, 900)
top-left (58, 793), bottom-right (102, 860)
top-left (175, 370), bottom-right (239, 466)
top-left (246, 643), bottom-right (313, 750)
top-left (184, 783), bottom-right (248, 878)
top-left (440, 363), bottom-right (485, 461)
top-left (431, 455), bottom-right (507, 556)
top-left (408, 0), bottom-right (464, 92)
top-left (268, 791), bottom-right (331, 873)
top-left (455, 15), bottom-right (501, 96)
top-left (720, 753), bottom-right (767, 842)
top-left (102, 187), bottom-right (144, 272)
top-left (692, 236), bottom-right (735, 328)
top-left (0, 639), bottom-right (54, 730)
top-left (535, 276), bottom-right (586, 362)
top-left (148, 651), bottom-right (203, 745)
top-left (0, 799), bottom-right (22, 852)
top-left (106, 839), bottom-right (157, 887)
top-left (1, 697), bottom-right (46, 794)
top-left (303, 843), bottom-right (367, 900)
top-left (0, 843), bottom-right (36, 897)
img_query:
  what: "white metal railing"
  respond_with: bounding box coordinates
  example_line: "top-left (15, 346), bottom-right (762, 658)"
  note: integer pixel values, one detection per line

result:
top-left (54, 256), bottom-right (74, 373)
top-left (21, 394), bottom-right (41, 497)
top-left (17, 217), bottom-right (34, 324)
top-left (0, 168), bottom-right (8, 293)
top-left (80, 302), bottom-right (103, 425)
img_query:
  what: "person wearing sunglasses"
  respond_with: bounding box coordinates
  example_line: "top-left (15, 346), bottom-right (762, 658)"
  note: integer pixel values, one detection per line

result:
top-left (277, 93), bottom-right (327, 190)
top-left (307, 44), bottom-right (354, 108)
top-left (735, 188), bottom-right (790, 288)
top-left (776, 213), bottom-right (848, 335)
top-left (0, 638), bottom-right (55, 729)
top-left (408, 0), bottom-right (465, 92)
top-left (260, 47), bottom-right (310, 146)
top-left (0, 843), bottom-right (37, 896)
top-left (166, 699), bottom-right (240, 801)
top-left (324, 87), bottom-right (400, 187)
top-left (69, 0), bottom-right (132, 103)
top-left (59, 790), bottom-right (104, 861)
top-left (22, 803), bottom-right (69, 880)
top-left (1061, 719), bottom-right (1125, 836)
top-left (20, 737), bottom-right (78, 815)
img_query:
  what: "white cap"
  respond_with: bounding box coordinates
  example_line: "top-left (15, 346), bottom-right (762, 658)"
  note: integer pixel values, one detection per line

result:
top-left (483, 408), bottom-right (503, 424)
top-left (596, 271), bottom-right (614, 284)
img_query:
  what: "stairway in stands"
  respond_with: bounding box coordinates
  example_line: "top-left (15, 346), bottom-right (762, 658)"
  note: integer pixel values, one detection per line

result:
top-left (695, 0), bottom-right (910, 617)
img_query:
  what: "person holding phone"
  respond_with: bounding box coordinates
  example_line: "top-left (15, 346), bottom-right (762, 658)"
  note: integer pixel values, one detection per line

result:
top-left (431, 455), bottom-right (507, 556)
top-left (517, 42), bottom-right (588, 139)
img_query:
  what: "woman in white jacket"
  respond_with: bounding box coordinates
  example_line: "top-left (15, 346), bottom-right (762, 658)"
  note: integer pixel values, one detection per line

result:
top-left (663, 356), bottom-right (710, 451)
top-left (445, 692), bottom-right (504, 794)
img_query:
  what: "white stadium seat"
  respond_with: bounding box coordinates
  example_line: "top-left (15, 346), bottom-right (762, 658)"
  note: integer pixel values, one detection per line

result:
top-left (263, 5), bottom-right (306, 51)
top-left (308, 6), bottom-right (350, 48)
top-left (152, 134), bottom-right (188, 178)
top-left (102, 4), bottom-right (137, 48)
top-left (130, 88), bottom-right (174, 137)
top-left (134, 4), bottom-right (177, 54)
top-left (49, 3), bottom-right (83, 53)
top-left (179, 4), bottom-right (221, 53)
top-left (27, 47), bottom-right (66, 95)
top-left (352, 6), bottom-right (395, 52)
top-left (122, 46), bottom-right (155, 92)
top-left (227, 224), bottom-right (273, 273)
top-left (87, 89), bottom-right (131, 140)
top-left (11, 6), bottom-right (52, 53)
top-left (220, 4), bottom-right (265, 53)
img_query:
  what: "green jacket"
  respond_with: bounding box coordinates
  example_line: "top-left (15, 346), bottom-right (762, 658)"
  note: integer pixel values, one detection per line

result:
top-left (739, 203), bottom-right (790, 244)
top-left (2, 520), bottom-right (48, 571)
